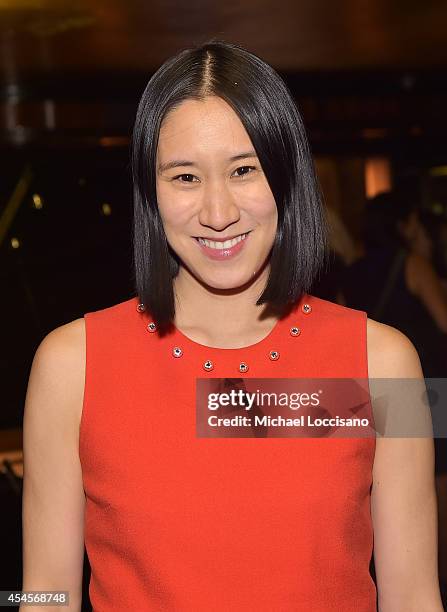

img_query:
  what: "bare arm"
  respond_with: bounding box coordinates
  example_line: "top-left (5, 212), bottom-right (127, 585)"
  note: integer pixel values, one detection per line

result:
top-left (367, 320), bottom-right (443, 611)
top-left (21, 319), bottom-right (86, 611)
top-left (407, 252), bottom-right (447, 333)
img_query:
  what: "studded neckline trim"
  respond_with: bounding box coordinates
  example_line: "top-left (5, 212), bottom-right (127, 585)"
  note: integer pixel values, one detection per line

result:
top-left (137, 297), bottom-right (313, 373)
top-left (171, 312), bottom-right (285, 352)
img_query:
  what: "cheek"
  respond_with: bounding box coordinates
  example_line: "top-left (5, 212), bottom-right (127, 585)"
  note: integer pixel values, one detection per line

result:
top-left (156, 184), bottom-right (195, 229)
top-left (245, 189), bottom-right (277, 225)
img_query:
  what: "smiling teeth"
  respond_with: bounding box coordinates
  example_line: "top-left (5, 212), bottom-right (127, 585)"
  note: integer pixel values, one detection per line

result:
top-left (198, 233), bottom-right (248, 249)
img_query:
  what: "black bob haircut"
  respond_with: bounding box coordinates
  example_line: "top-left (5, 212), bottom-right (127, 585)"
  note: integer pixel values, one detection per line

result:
top-left (131, 38), bottom-right (329, 331)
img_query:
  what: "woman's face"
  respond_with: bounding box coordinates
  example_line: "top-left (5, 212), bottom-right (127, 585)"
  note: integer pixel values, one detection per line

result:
top-left (155, 96), bottom-right (278, 291)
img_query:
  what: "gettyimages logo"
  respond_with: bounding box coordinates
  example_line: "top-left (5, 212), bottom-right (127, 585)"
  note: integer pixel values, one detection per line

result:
top-left (195, 377), bottom-right (447, 439)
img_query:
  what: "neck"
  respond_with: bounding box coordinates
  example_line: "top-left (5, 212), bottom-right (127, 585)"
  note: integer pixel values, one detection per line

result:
top-left (172, 265), bottom-right (284, 348)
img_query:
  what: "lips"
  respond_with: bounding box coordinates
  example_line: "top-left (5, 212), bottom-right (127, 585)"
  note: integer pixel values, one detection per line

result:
top-left (197, 234), bottom-right (247, 250)
top-left (193, 231), bottom-right (251, 260)
top-left (195, 230), bottom-right (251, 242)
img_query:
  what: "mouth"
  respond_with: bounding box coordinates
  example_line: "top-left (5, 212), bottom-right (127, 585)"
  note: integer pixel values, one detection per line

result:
top-left (193, 231), bottom-right (251, 250)
top-left (192, 230), bottom-right (252, 260)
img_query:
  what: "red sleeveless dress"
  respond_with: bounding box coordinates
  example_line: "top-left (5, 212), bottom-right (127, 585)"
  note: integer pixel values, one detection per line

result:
top-left (80, 293), bottom-right (377, 611)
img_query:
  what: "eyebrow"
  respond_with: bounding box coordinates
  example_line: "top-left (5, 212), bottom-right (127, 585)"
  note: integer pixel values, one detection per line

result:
top-left (157, 150), bottom-right (258, 174)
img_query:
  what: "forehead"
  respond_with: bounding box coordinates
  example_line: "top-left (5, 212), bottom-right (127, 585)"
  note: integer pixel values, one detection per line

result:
top-left (157, 96), bottom-right (252, 151)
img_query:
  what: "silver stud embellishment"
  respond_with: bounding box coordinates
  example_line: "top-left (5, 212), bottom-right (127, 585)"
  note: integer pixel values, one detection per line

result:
top-left (269, 350), bottom-right (280, 361)
top-left (147, 322), bottom-right (157, 333)
top-left (302, 303), bottom-right (312, 314)
top-left (172, 347), bottom-right (183, 358)
top-left (290, 326), bottom-right (301, 336)
top-left (137, 302), bottom-right (146, 313)
top-left (203, 360), bottom-right (214, 371)
top-left (239, 362), bottom-right (249, 373)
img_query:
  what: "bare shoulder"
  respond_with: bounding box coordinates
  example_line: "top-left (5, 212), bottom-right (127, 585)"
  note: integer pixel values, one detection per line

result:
top-left (26, 317), bottom-right (86, 431)
top-left (37, 317), bottom-right (85, 358)
top-left (366, 317), bottom-right (423, 378)
top-left (33, 317), bottom-right (86, 383)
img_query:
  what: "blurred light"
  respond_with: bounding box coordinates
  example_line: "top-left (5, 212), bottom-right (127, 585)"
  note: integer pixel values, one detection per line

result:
top-left (365, 158), bottom-right (392, 198)
top-left (32, 193), bottom-right (43, 208)
top-left (43, 99), bottom-right (56, 130)
top-left (78, 177), bottom-right (86, 186)
top-left (361, 128), bottom-right (388, 140)
top-left (430, 166), bottom-right (447, 177)
top-left (101, 203), bottom-right (112, 216)
top-left (10, 237), bottom-right (20, 249)
top-left (432, 201), bottom-right (444, 215)
top-left (0, 165), bottom-right (32, 247)
top-left (99, 136), bottom-right (130, 148)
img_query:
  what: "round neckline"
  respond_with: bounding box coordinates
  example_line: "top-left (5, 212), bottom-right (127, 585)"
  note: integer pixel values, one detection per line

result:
top-left (169, 299), bottom-right (304, 352)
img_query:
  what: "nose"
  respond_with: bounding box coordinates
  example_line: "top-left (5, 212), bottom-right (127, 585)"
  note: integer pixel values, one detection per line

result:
top-left (197, 180), bottom-right (241, 232)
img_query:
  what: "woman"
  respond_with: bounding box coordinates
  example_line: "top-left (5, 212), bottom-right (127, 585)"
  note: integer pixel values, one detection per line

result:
top-left (21, 40), bottom-right (443, 611)
top-left (341, 190), bottom-right (447, 378)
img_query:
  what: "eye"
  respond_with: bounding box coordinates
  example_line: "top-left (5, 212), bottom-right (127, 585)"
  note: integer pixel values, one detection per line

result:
top-left (172, 173), bottom-right (199, 183)
top-left (233, 165), bottom-right (256, 178)
top-left (172, 165), bottom-right (256, 184)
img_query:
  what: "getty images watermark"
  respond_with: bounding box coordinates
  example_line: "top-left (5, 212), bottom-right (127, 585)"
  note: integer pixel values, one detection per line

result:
top-left (195, 378), bottom-right (447, 438)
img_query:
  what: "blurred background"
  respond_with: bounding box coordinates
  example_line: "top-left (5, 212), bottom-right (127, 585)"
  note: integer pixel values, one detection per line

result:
top-left (1, 0), bottom-right (447, 609)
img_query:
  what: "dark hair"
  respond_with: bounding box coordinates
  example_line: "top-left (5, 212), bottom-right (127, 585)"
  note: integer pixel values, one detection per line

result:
top-left (131, 38), bottom-right (329, 330)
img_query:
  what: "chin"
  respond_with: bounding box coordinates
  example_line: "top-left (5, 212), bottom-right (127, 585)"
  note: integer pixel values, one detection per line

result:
top-left (192, 266), bottom-right (259, 292)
